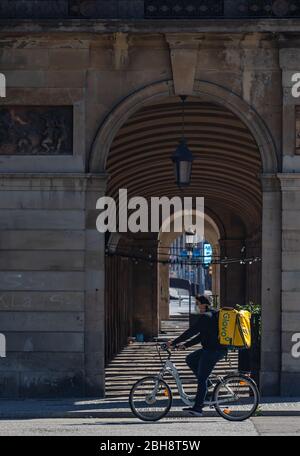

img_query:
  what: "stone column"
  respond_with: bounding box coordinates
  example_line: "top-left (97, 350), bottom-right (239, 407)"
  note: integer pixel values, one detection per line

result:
top-left (260, 174), bottom-right (281, 396)
top-left (211, 263), bottom-right (220, 306)
top-left (278, 40), bottom-right (300, 395)
top-left (278, 174), bottom-right (300, 395)
top-left (84, 174), bottom-right (107, 397)
top-left (131, 240), bottom-right (159, 341)
top-left (158, 262), bottom-right (170, 323)
top-left (245, 232), bottom-right (262, 306)
top-left (219, 239), bottom-right (245, 308)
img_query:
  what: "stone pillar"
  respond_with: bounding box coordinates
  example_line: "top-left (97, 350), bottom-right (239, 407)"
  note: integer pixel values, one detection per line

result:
top-left (245, 232), bottom-right (262, 306)
top-left (211, 244), bottom-right (221, 303)
top-left (158, 262), bottom-right (170, 323)
top-left (278, 174), bottom-right (300, 395)
top-left (131, 241), bottom-right (159, 341)
top-left (278, 40), bottom-right (300, 395)
top-left (260, 174), bottom-right (281, 396)
top-left (84, 174), bottom-right (107, 396)
top-left (219, 239), bottom-right (245, 308)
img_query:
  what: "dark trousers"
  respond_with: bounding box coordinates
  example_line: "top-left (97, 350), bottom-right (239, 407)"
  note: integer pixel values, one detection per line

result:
top-left (186, 348), bottom-right (227, 409)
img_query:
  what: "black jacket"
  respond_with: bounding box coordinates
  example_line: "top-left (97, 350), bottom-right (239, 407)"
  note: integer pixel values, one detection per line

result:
top-left (171, 310), bottom-right (227, 351)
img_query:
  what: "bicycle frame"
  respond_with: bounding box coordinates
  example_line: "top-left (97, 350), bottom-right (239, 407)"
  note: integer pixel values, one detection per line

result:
top-left (154, 357), bottom-right (239, 407)
top-left (158, 359), bottom-right (194, 406)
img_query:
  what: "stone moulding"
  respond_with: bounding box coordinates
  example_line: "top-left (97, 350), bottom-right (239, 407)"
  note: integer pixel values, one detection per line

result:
top-left (0, 173), bottom-right (107, 192)
top-left (278, 172), bottom-right (300, 190)
top-left (0, 1), bottom-right (300, 20)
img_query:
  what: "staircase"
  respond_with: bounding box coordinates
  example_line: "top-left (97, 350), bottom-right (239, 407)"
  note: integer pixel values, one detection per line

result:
top-left (105, 316), bottom-right (238, 399)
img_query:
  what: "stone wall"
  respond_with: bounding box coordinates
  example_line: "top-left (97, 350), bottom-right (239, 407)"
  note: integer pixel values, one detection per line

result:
top-left (0, 174), bottom-right (106, 397)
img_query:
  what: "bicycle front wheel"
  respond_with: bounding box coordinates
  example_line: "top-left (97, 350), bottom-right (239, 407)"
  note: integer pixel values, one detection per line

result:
top-left (129, 376), bottom-right (172, 421)
top-left (213, 374), bottom-right (260, 421)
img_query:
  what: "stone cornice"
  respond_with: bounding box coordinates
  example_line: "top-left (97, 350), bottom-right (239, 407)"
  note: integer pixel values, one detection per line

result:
top-left (0, 173), bottom-right (107, 191)
top-left (260, 174), bottom-right (281, 192)
top-left (165, 33), bottom-right (204, 49)
top-left (2, 0), bottom-right (300, 23)
top-left (4, 19), bottom-right (300, 35)
top-left (278, 172), bottom-right (300, 190)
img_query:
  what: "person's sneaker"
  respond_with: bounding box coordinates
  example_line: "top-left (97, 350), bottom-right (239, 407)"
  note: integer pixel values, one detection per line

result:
top-left (183, 407), bottom-right (203, 417)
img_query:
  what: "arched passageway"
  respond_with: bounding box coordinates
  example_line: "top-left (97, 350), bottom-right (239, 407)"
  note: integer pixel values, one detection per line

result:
top-left (104, 95), bottom-right (263, 365)
top-left (158, 212), bottom-right (221, 321)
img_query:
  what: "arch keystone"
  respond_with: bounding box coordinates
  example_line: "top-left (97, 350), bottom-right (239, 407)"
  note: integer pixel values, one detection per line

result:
top-left (165, 34), bottom-right (203, 95)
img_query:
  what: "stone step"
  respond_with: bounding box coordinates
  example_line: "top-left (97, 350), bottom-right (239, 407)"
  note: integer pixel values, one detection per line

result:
top-left (105, 317), bottom-right (238, 399)
top-left (106, 364), bottom-right (237, 370)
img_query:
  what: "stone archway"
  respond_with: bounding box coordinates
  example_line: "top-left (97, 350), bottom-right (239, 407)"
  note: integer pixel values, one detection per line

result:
top-left (91, 80), bottom-right (280, 396)
top-left (89, 80), bottom-right (278, 174)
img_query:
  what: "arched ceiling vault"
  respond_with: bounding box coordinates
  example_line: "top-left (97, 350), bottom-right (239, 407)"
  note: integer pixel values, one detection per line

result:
top-left (106, 97), bottom-right (262, 236)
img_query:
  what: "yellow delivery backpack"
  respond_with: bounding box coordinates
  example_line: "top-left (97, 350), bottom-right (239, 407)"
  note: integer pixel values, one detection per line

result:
top-left (218, 308), bottom-right (251, 349)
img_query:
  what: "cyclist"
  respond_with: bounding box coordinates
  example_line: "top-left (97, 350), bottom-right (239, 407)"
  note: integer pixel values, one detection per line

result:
top-left (167, 295), bottom-right (227, 417)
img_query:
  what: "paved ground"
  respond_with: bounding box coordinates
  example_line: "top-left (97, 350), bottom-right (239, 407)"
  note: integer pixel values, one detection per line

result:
top-left (0, 397), bottom-right (300, 419)
top-left (0, 397), bottom-right (299, 435)
top-left (0, 416), bottom-right (299, 436)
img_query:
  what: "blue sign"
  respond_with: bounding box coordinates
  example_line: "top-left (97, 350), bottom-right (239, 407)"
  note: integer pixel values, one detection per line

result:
top-left (192, 248), bottom-right (200, 258)
top-left (204, 243), bottom-right (212, 265)
top-left (180, 250), bottom-right (188, 259)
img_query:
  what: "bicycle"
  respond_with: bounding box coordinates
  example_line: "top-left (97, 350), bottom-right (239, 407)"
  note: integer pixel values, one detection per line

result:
top-left (129, 342), bottom-right (260, 422)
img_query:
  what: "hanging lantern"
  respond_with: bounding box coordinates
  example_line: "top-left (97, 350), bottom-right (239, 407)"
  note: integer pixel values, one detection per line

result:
top-left (185, 227), bottom-right (196, 251)
top-left (171, 95), bottom-right (194, 188)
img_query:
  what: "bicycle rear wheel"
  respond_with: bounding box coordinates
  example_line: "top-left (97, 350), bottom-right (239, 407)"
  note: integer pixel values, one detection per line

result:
top-left (213, 374), bottom-right (259, 421)
top-left (129, 376), bottom-right (172, 421)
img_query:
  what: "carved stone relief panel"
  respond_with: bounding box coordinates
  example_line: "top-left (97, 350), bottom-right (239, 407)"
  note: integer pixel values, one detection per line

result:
top-left (0, 106), bottom-right (73, 155)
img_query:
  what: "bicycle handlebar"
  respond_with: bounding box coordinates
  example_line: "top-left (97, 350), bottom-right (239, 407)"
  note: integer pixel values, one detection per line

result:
top-left (156, 342), bottom-right (172, 361)
top-left (160, 342), bottom-right (184, 351)
top-left (156, 342), bottom-right (187, 364)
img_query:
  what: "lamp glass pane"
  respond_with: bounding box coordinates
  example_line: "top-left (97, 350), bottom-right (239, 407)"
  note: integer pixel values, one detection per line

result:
top-left (179, 161), bottom-right (192, 185)
top-left (185, 234), bottom-right (195, 245)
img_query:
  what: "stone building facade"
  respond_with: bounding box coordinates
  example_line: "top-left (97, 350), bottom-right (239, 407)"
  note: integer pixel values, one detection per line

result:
top-left (0, 0), bottom-right (299, 397)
